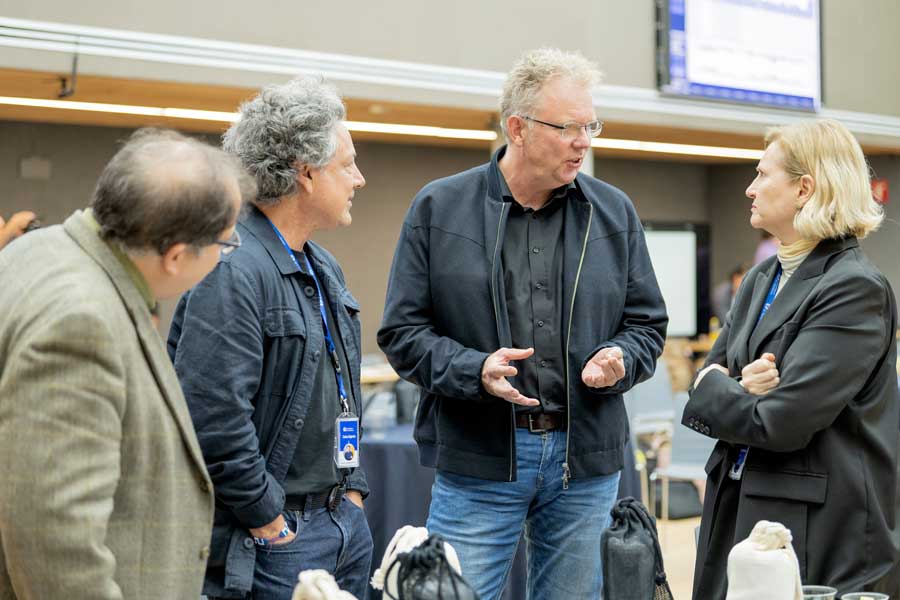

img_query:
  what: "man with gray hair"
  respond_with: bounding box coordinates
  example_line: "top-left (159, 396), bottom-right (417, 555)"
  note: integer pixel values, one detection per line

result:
top-left (0, 128), bottom-right (250, 598)
top-left (168, 76), bottom-right (371, 600)
top-left (379, 48), bottom-right (668, 599)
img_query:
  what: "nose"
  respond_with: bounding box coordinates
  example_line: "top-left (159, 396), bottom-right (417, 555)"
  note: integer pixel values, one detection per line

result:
top-left (745, 183), bottom-right (755, 199)
top-left (571, 127), bottom-right (591, 149)
top-left (354, 166), bottom-right (366, 190)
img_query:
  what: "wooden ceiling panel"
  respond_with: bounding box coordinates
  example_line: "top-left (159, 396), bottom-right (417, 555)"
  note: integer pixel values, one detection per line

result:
top-left (2, 67), bottom-right (893, 158)
top-left (0, 104), bottom-right (231, 134)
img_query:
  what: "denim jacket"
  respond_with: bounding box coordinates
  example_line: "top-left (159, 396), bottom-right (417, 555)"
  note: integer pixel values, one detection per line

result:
top-left (167, 206), bottom-right (367, 597)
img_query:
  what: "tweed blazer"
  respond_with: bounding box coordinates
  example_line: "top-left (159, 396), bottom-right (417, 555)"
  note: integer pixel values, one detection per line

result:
top-left (0, 211), bottom-right (214, 599)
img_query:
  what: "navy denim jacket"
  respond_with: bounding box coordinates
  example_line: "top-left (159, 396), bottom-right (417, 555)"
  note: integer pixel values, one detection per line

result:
top-left (167, 206), bottom-right (367, 597)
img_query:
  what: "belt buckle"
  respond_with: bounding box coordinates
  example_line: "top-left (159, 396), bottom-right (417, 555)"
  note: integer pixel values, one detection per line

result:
top-left (326, 484), bottom-right (344, 511)
top-left (528, 414), bottom-right (549, 433)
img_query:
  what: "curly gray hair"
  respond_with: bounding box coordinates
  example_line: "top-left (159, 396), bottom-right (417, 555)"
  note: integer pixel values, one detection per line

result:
top-left (500, 48), bottom-right (602, 140)
top-left (223, 76), bottom-right (345, 204)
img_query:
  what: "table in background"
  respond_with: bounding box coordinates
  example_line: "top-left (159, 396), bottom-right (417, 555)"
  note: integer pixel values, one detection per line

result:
top-left (361, 424), bottom-right (640, 600)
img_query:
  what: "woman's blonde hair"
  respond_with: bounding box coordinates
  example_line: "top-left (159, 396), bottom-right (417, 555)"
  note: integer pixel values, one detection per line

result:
top-left (765, 119), bottom-right (882, 240)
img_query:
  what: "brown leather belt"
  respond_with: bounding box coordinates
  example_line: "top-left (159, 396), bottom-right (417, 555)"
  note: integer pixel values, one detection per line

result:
top-left (515, 412), bottom-right (566, 433)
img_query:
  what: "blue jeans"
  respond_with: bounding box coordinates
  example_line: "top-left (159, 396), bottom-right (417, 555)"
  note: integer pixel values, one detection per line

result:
top-left (248, 497), bottom-right (373, 600)
top-left (427, 428), bottom-right (620, 600)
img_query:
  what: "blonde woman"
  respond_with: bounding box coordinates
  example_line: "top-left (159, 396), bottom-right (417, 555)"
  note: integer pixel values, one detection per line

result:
top-left (686, 119), bottom-right (899, 598)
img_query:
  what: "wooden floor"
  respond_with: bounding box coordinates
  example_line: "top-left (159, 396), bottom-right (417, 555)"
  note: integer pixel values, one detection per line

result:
top-left (658, 516), bottom-right (701, 599)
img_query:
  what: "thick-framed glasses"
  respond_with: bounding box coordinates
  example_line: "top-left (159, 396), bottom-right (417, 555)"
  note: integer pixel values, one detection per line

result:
top-left (521, 115), bottom-right (603, 139)
top-left (215, 228), bottom-right (241, 255)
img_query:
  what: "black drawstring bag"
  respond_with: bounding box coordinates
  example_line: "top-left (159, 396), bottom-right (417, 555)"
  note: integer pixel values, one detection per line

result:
top-left (384, 534), bottom-right (481, 600)
top-left (601, 497), bottom-right (675, 600)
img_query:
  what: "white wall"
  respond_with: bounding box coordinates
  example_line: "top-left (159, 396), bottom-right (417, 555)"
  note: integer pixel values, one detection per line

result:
top-left (2, 0), bottom-right (899, 116)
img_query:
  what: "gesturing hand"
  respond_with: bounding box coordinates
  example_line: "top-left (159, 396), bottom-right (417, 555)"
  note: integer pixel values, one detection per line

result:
top-left (740, 352), bottom-right (780, 395)
top-left (0, 210), bottom-right (36, 249)
top-left (481, 347), bottom-right (540, 407)
top-left (582, 346), bottom-right (626, 388)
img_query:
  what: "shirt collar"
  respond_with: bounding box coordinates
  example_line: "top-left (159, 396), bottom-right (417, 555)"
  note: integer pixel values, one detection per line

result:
top-left (496, 162), bottom-right (575, 209)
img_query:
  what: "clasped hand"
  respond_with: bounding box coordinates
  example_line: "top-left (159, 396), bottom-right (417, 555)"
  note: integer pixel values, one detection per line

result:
top-left (693, 352), bottom-right (780, 395)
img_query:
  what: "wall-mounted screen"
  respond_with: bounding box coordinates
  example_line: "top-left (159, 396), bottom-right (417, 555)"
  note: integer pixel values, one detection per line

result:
top-left (657, 0), bottom-right (821, 111)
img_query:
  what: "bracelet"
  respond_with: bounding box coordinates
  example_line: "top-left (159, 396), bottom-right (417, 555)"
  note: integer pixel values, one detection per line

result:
top-left (252, 522), bottom-right (291, 546)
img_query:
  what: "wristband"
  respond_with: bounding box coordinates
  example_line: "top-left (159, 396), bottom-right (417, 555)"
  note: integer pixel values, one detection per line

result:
top-left (253, 522), bottom-right (291, 546)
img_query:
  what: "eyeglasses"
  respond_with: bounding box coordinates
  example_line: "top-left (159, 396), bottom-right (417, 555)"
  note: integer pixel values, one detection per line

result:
top-left (215, 228), bottom-right (241, 255)
top-left (521, 116), bottom-right (604, 140)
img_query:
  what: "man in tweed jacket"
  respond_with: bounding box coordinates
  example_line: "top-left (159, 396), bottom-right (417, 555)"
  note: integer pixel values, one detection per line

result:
top-left (0, 129), bottom-right (254, 599)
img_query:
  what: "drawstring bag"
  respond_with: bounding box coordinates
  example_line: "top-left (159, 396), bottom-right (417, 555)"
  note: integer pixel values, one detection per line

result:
top-left (726, 520), bottom-right (802, 600)
top-left (601, 497), bottom-right (674, 600)
top-left (291, 569), bottom-right (357, 600)
top-left (380, 533), bottom-right (479, 600)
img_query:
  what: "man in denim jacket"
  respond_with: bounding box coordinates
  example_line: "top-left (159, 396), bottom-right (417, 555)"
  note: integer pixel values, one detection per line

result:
top-left (168, 77), bottom-right (371, 600)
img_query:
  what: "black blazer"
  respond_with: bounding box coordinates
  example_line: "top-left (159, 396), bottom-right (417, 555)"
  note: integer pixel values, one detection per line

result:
top-left (685, 236), bottom-right (900, 598)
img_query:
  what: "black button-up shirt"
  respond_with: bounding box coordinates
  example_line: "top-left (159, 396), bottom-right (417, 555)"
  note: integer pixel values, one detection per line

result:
top-left (499, 173), bottom-right (572, 415)
top-left (284, 249), bottom-right (356, 504)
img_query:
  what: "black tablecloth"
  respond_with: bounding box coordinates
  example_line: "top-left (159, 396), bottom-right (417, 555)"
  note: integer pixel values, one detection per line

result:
top-left (360, 424), bottom-right (640, 600)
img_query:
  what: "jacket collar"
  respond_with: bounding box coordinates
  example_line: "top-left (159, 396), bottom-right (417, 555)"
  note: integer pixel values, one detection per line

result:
top-left (81, 208), bottom-right (156, 312)
top-left (62, 210), bottom-right (211, 479)
top-left (240, 204), bottom-right (303, 276)
top-left (487, 145), bottom-right (581, 206)
top-left (744, 236), bottom-right (858, 361)
top-left (791, 235), bottom-right (858, 279)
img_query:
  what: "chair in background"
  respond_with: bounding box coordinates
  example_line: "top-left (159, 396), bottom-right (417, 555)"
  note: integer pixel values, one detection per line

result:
top-left (624, 358), bottom-right (676, 438)
top-left (362, 389), bottom-right (397, 430)
top-left (651, 392), bottom-right (717, 521)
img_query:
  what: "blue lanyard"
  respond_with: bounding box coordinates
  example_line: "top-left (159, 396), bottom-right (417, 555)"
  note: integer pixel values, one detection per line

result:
top-left (756, 266), bottom-right (782, 326)
top-left (266, 219), bottom-right (351, 414)
top-left (732, 265), bottom-right (784, 480)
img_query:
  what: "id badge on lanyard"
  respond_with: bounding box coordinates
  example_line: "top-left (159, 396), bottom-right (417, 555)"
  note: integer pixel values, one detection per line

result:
top-left (728, 447), bottom-right (749, 480)
top-left (335, 414), bottom-right (360, 468)
top-left (264, 216), bottom-right (361, 471)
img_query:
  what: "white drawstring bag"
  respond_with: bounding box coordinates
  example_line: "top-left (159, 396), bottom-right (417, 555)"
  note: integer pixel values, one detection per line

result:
top-left (726, 520), bottom-right (802, 600)
top-left (370, 525), bottom-right (463, 598)
top-left (291, 569), bottom-right (357, 600)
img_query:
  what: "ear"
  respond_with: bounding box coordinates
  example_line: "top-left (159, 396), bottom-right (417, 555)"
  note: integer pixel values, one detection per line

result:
top-left (295, 162), bottom-right (315, 195)
top-left (160, 242), bottom-right (191, 276)
top-left (797, 174), bottom-right (815, 208)
top-left (505, 115), bottom-right (527, 146)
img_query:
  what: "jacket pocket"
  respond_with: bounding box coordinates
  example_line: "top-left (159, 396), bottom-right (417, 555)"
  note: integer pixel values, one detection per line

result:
top-left (264, 307), bottom-right (307, 338)
top-left (340, 290), bottom-right (360, 315)
top-left (742, 469), bottom-right (827, 504)
top-left (339, 290), bottom-right (362, 345)
top-left (737, 469), bottom-right (827, 580)
top-left (261, 308), bottom-right (307, 412)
